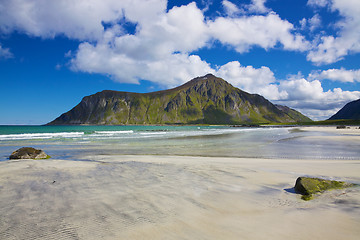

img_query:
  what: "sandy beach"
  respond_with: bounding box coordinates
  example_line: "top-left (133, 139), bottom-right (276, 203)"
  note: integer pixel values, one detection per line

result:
top-left (0, 155), bottom-right (359, 239)
top-left (0, 126), bottom-right (360, 239)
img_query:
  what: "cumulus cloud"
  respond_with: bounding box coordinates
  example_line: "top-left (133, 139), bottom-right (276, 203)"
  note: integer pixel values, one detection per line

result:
top-left (206, 61), bottom-right (360, 120)
top-left (214, 67), bottom-right (359, 119)
top-left (0, 0), bottom-right (166, 40)
top-left (215, 63), bottom-right (360, 120)
top-left (71, 2), bottom-right (212, 87)
top-left (274, 76), bottom-right (360, 120)
top-left (0, 44), bottom-right (13, 59)
top-left (309, 68), bottom-right (360, 83)
top-left (215, 61), bottom-right (287, 100)
top-left (69, 2), bottom-right (309, 87)
top-left (208, 13), bottom-right (309, 53)
top-left (2, 0), bottom-right (308, 87)
top-left (307, 0), bottom-right (360, 64)
top-left (72, 40), bottom-right (213, 87)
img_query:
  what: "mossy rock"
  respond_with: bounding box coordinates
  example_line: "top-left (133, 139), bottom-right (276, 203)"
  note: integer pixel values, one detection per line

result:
top-left (9, 147), bottom-right (51, 160)
top-left (294, 177), bottom-right (355, 200)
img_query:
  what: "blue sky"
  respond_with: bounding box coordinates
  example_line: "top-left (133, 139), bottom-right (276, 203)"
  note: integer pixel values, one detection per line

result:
top-left (1, 0), bottom-right (360, 124)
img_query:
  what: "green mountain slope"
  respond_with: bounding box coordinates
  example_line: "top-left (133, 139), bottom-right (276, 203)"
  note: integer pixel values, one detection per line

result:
top-left (48, 74), bottom-right (311, 125)
top-left (329, 99), bottom-right (360, 120)
top-left (275, 105), bottom-right (312, 122)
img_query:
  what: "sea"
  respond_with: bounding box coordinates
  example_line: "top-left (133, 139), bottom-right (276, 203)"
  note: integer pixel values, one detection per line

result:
top-left (1, 125), bottom-right (360, 161)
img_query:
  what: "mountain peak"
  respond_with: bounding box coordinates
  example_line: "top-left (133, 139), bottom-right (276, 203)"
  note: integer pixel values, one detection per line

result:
top-left (187, 73), bottom-right (222, 83)
top-left (159, 74), bottom-right (229, 94)
top-left (200, 73), bottom-right (216, 79)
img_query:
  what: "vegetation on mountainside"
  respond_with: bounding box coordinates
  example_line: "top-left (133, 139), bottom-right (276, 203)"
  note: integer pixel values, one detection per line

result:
top-left (48, 74), bottom-right (311, 125)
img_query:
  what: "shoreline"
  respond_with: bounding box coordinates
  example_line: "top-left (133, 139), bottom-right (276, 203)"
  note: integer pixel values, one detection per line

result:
top-left (1, 126), bottom-right (360, 239)
top-left (1, 155), bottom-right (359, 239)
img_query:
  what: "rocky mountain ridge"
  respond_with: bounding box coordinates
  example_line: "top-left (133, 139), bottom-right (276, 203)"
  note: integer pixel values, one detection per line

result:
top-left (48, 74), bottom-right (311, 125)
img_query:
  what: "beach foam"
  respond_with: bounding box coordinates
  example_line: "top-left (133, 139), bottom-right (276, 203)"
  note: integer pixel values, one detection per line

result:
top-left (0, 131), bottom-right (84, 140)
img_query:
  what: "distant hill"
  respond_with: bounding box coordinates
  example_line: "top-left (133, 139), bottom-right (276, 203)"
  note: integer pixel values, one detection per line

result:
top-left (48, 74), bottom-right (311, 125)
top-left (329, 99), bottom-right (360, 120)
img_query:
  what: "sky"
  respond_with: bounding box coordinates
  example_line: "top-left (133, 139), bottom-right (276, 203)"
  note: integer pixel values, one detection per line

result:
top-left (1, 0), bottom-right (360, 125)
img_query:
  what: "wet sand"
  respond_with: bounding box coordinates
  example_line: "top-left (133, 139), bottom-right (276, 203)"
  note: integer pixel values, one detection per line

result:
top-left (1, 154), bottom-right (360, 240)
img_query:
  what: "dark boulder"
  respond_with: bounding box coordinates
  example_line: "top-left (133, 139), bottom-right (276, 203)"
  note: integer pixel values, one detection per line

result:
top-left (294, 177), bottom-right (354, 200)
top-left (9, 147), bottom-right (50, 160)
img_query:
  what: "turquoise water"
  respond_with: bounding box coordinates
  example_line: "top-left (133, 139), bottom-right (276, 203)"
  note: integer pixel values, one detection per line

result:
top-left (1, 125), bottom-right (360, 160)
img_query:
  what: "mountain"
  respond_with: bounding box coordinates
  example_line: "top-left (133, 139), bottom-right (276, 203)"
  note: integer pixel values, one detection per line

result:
top-left (275, 105), bottom-right (312, 122)
top-left (48, 74), bottom-right (311, 125)
top-left (329, 99), bottom-right (360, 120)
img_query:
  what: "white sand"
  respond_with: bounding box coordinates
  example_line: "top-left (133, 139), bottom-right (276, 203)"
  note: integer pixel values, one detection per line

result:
top-left (300, 125), bottom-right (360, 135)
top-left (0, 154), bottom-right (360, 240)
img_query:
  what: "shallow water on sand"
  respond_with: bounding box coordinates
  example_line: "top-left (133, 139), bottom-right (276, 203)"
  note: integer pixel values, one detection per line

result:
top-left (1, 125), bottom-right (360, 160)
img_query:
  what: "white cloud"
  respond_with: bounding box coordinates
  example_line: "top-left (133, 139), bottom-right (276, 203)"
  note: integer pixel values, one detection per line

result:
top-left (222, 0), bottom-right (269, 16)
top-left (215, 63), bottom-right (360, 120)
top-left (274, 76), bottom-right (360, 120)
top-left (68, 2), bottom-right (309, 87)
top-left (307, 0), bottom-right (360, 64)
top-left (308, 14), bottom-right (321, 31)
top-left (71, 3), bottom-right (212, 87)
top-left (71, 37), bottom-right (213, 87)
top-left (208, 13), bottom-right (309, 53)
top-left (309, 68), bottom-right (360, 83)
top-left (0, 0), bottom-right (166, 40)
top-left (0, 0), bottom-right (308, 55)
top-left (247, 0), bottom-right (269, 14)
top-left (110, 2), bottom-right (209, 62)
top-left (299, 18), bottom-right (307, 30)
top-left (215, 61), bottom-right (287, 100)
top-left (296, 108), bottom-right (337, 121)
top-left (300, 14), bottom-right (321, 32)
top-left (142, 2), bottom-right (209, 54)
top-left (0, 44), bottom-right (13, 59)
top-left (307, 0), bottom-right (330, 8)
top-left (279, 78), bottom-right (324, 101)
top-left (222, 0), bottom-right (240, 16)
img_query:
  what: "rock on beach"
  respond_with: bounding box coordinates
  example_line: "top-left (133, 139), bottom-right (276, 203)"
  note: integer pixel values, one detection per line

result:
top-left (294, 177), bottom-right (354, 200)
top-left (9, 147), bottom-right (50, 160)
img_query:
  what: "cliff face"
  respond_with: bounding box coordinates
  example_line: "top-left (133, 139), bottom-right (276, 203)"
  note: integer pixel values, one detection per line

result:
top-left (329, 99), bottom-right (360, 120)
top-left (48, 74), bottom-right (311, 125)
